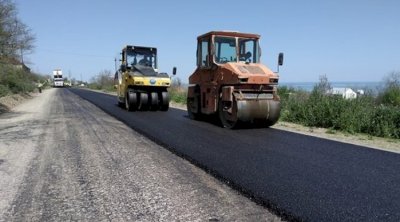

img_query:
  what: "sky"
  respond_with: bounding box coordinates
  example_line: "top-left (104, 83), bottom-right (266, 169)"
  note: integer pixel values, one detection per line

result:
top-left (14, 0), bottom-right (400, 83)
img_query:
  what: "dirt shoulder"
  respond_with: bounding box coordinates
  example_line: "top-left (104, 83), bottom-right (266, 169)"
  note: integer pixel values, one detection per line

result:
top-left (0, 89), bottom-right (53, 217)
top-left (272, 122), bottom-right (400, 154)
top-left (0, 92), bottom-right (37, 114)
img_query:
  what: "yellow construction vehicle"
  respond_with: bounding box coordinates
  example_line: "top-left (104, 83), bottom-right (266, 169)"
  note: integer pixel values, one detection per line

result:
top-left (115, 45), bottom-right (176, 111)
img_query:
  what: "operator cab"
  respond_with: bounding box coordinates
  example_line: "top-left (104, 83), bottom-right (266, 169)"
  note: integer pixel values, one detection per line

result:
top-left (122, 46), bottom-right (158, 71)
top-left (197, 31), bottom-right (261, 68)
top-left (214, 36), bottom-right (260, 64)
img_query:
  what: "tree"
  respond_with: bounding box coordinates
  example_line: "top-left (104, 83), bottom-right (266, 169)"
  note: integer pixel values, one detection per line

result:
top-left (172, 76), bottom-right (182, 87)
top-left (312, 74), bottom-right (332, 95)
top-left (380, 71), bottom-right (400, 106)
top-left (89, 70), bottom-right (114, 90)
top-left (0, 0), bottom-right (35, 61)
top-left (97, 70), bottom-right (113, 86)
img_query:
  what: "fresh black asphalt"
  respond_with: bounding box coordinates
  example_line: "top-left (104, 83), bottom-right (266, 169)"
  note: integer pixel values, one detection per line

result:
top-left (70, 88), bottom-right (400, 222)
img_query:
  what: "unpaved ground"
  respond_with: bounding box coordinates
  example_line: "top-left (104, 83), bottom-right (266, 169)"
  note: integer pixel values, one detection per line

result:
top-left (0, 88), bottom-right (281, 221)
top-left (272, 122), bottom-right (400, 154)
top-left (0, 92), bottom-right (36, 114)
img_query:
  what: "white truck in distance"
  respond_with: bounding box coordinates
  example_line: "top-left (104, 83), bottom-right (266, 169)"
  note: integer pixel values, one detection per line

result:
top-left (53, 69), bottom-right (64, 87)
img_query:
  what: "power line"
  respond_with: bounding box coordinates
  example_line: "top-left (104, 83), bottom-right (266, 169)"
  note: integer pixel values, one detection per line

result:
top-left (37, 49), bottom-right (114, 58)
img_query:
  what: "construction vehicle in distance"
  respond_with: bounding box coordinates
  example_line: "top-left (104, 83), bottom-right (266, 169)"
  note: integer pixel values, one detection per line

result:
top-left (187, 31), bottom-right (284, 128)
top-left (115, 45), bottom-right (176, 111)
top-left (53, 69), bottom-right (64, 87)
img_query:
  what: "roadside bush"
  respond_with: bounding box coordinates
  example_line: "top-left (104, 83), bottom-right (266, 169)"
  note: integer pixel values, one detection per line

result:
top-left (0, 84), bottom-right (10, 97)
top-left (366, 105), bottom-right (400, 138)
top-left (386, 87), bottom-right (400, 106)
top-left (169, 86), bottom-right (187, 104)
top-left (279, 89), bottom-right (309, 123)
top-left (169, 77), bottom-right (187, 104)
top-left (378, 71), bottom-right (400, 106)
top-left (380, 86), bottom-right (400, 106)
top-left (336, 96), bottom-right (375, 134)
top-left (88, 70), bottom-right (115, 92)
top-left (2, 72), bottom-right (35, 93)
top-left (0, 64), bottom-right (41, 96)
top-left (87, 83), bottom-right (103, 90)
top-left (305, 91), bottom-right (339, 127)
top-left (278, 75), bottom-right (400, 139)
top-left (277, 86), bottom-right (295, 102)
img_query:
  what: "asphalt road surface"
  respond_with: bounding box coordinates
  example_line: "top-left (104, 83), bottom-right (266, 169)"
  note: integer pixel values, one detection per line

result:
top-left (69, 88), bottom-right (400, 222)
top-left (0, 88), bottom-right (281, 221)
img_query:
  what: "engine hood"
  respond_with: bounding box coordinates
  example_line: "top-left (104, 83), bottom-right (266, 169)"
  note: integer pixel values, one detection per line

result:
top-left (224, 62), bottom-right (275, 76)
top-left (216, 62), bottom-right (279, 84)
top-left (130, 65), bottom-right (169, 77)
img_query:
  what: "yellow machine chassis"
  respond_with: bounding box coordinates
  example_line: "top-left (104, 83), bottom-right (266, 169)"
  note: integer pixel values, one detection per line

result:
top-left (125, 76), bottom-right (171, 87)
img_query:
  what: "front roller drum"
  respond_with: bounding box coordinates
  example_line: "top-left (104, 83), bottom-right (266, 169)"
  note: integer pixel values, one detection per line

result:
top-left (265, 100), bottom-right (281, 126)
top-left (236, 99), bottom-right (281, 127)
top-left (219, 98), bottom-right (281, 128)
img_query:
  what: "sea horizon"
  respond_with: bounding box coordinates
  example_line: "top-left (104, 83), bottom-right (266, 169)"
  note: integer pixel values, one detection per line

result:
top-left (280, 81), bottom-right (383, 92)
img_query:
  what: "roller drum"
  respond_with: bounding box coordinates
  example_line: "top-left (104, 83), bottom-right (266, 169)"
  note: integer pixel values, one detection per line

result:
top-left (236, 99), bottom-right (281, 126)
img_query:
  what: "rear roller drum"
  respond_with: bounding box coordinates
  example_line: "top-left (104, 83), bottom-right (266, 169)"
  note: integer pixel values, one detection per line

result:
top-left (138, 92), bottom-right (149, 111)
top-left (187, 93), bottom-right (202, 120)
top-left (160, 91), bottom-right (169, 111)
top-left (125, 90), bottom-right (138, 111)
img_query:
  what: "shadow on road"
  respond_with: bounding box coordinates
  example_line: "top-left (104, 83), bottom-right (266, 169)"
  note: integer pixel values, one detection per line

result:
top-left (182, 113), bottom-right (276, 130)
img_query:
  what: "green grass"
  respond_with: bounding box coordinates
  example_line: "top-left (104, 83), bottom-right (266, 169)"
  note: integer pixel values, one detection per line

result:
top-left (169, 86), bottom-right (187, 104)
top-left (279, 86), bottom-right (400, 139)
top-left (326, 128), bottom-right (336, 134)
top-left (0, 64), bottom-right (46, 97)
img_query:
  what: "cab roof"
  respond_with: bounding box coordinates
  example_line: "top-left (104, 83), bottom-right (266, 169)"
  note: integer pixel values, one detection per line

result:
top-left (197, 31), bottom-right (260, 40)
top-left (123, 45), bottom-right (157, 52)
